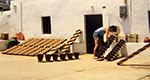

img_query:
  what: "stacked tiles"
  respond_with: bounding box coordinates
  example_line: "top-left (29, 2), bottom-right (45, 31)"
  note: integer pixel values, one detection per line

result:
top-left (96, 35), bottom-right (116, 58)
top-left (37, 38), bottom-right (67, 61)
top-left (3, 38), bottom-right (67, 56)
top-left (43, 29), bottom-right (82, 62)
top-left (106, 39), bottom-right (126, 61)
top-left (59, 29), bottom-right (82, 61)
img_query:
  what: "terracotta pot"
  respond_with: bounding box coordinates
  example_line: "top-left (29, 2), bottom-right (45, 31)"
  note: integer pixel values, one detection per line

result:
top-left (16, 32), bottom-right (25, 40)
top-left (113, 49), bottom-right (119, 52)
top-left (37, 54), bottom-right (44, 62)
top-left (74, 52), bottom-right (80, 59)
top-left (67, 53), bottom-right (73, 60)
top-left (101, 48), bottom-right (106, 52)
top-left (1, 33), bottom-right (9, 40)
top-left (60, 54), bottom-right (66, 60)
top-left (45, 54), bottom-right (52, 62)
top-left (106, 56), bottom-right (111, 59)
top-left (53, 54), bottom-right (58, 61)
top-left (97, 55), bottom-right (104, 58)
top-left (144, 37), bottom-right (150, 43)
top-left (107, 58), bottom-right (113, 61)
top-left (105, 45), bottom-right (109, 48)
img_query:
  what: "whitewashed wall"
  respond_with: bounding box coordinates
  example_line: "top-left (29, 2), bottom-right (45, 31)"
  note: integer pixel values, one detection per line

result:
top-left (0, 0), bottom-right (150, 53)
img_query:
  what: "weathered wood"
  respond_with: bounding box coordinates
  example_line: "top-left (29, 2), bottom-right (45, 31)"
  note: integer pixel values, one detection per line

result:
top-left (117, 43), bottom-right (150, 65)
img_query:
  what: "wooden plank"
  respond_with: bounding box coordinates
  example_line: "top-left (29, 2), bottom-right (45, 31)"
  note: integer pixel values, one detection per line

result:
top-left (117, 43), bottom-right (150, 65)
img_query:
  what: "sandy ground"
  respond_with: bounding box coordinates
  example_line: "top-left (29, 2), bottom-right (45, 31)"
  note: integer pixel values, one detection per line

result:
top-left (0, 52), bottom-right (150, 80)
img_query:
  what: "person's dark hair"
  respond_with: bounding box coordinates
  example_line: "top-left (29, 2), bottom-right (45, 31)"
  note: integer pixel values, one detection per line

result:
top-left (109, 25), bottom-right (117, 32)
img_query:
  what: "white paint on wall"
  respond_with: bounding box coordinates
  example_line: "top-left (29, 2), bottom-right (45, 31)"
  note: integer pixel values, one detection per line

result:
top-left (0, 40), bottom-right (8, 51)
top-left (0, 0), bottom-right (150, 53)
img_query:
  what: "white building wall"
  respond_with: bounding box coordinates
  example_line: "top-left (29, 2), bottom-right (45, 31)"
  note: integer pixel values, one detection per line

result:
top-left (131, 0), bottom-right (150, 42)
top-left (0, 0), bottom-right (22, 36)
top-left (0, 0), bottom-right (150, 53)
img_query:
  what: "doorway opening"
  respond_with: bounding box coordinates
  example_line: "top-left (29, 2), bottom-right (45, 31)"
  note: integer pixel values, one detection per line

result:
top-left (84, 14), bottom-right (103, 53)
top-left (148, 11), bottom-right (150, 33)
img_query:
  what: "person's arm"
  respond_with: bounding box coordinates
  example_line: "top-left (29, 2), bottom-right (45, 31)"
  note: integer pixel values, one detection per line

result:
top-left (105, 28), bottom-right (109, 45)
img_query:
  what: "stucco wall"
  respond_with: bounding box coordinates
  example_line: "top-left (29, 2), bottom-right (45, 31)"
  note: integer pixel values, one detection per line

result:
top-left (131, 0), bottom-right (150, 41)
top-left (0, 0), bottom-right (150, 53)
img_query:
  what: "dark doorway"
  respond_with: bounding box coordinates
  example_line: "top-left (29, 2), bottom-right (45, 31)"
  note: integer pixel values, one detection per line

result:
top-left (85, 15), bottom-right (103, 53)
top-left (148, 11), bottom-right (150, 33)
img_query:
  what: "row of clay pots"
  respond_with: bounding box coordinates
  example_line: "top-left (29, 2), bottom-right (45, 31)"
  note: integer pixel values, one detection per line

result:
top-left (37, 52), bottom-right (80, 62)
top-left (106, 40), bottom-right (125, 61)
top-left (96, 35), bottom-right (116, 58)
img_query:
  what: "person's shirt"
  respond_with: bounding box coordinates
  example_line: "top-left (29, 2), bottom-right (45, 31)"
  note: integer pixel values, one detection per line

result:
top-left (94, 27), bottom-right (106, 35)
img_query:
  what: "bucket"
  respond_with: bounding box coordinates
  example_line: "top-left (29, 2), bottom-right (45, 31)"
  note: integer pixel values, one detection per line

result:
top-left (1, 33), bottom-right (9, 40)
top-left (45, 54), bottom-right (52, 62)
top-left (60, 54), bottom-right (66, 60)
top-left (53, 54), bottom-right (58, 61)
top-left (74, 52), bottom-right (80, 59)
top-left (67, 53), bottom-right (73, 60)
top-left (37, 54), bottom-right (44, 62)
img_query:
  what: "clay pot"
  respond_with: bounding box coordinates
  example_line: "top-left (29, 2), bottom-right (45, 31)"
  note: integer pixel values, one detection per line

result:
top-left (60, 54), bottom-right (66, 60)
top-left (37, 54), bottom-right (44, 62)
top-left (53, 54), bottom-right (58, 61)
top-left (144, 37), bottom-right (150, 43)
top-left (107, 58), bottom-right (113, 61)
top-left (113, 49), bottom-right (119, 52)
top-left (74, 52), bottom-right (80, 59)
top-left (100, 50), bottom-right (105, 54)
top-left (1, 33), bottom-right (9, 40)
top-left (105, 45), bottom-right (109, 48)
top-left (106, 56), bottom-right (111, 59)
top-left (45, 54), bottom-right (52, 62)
top-left (100, 49), bottom-right (105, 52)
top-left (67, 53), bottom-right (73, 60)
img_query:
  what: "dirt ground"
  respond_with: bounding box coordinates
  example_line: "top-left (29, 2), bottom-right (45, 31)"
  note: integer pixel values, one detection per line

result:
top-left (0, 52), bottom-right (150, 80)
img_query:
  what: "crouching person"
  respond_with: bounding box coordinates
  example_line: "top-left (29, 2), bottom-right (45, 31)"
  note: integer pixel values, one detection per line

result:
top-left (8, 36), bottom-right (20, 48)
top-left (93, 25), bottom-right (117, 59)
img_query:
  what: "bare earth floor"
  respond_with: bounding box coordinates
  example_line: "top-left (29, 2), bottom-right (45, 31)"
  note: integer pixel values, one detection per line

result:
top-left (0, 52), bottom-right (150, 80)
